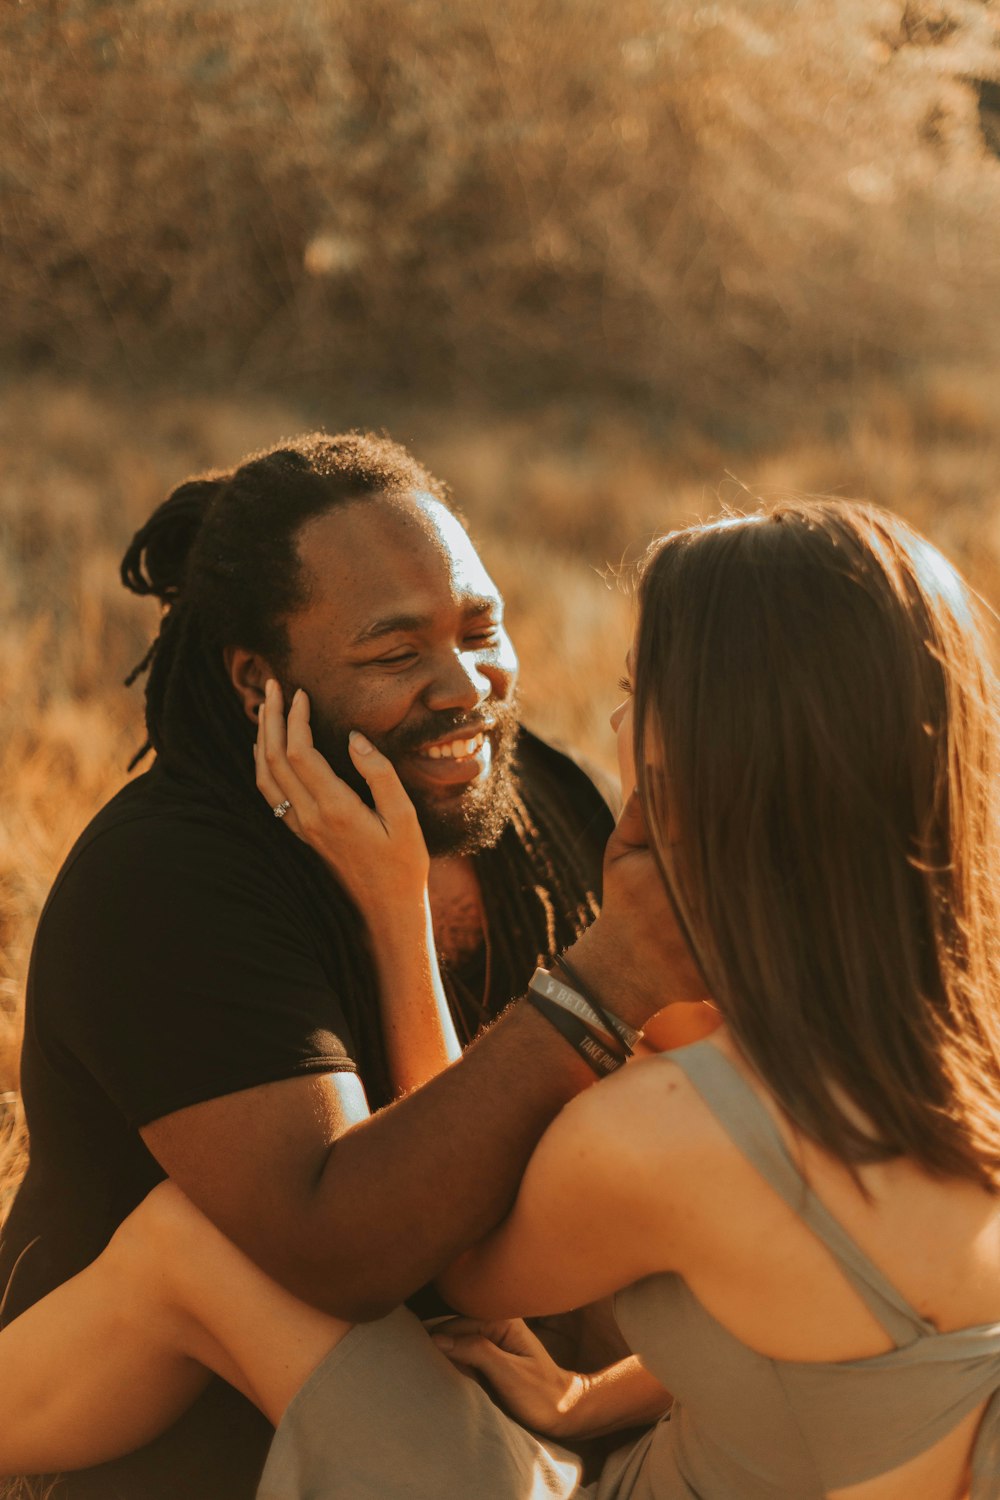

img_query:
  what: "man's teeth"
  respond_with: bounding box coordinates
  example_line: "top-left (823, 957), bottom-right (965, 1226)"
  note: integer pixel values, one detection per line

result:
top-left (421, 733), bottom-right (485, 760)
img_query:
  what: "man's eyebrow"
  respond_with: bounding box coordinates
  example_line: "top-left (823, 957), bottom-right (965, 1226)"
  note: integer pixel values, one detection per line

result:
top-left (350, 597), bottom-right (502, 648)
top-left (350, 613), bottom-right (429, 646)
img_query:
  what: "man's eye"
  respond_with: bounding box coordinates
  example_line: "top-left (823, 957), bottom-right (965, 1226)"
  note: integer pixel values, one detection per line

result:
top-left (618, 676), bottom-right (633, 695)
top-left (464, 621), bottom-right (503, 645)
top-left (373, 651), bottom-right (417, 667)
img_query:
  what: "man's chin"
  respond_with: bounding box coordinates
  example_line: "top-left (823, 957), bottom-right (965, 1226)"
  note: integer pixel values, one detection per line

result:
top-left (405, 776), bottom-right (517, 858)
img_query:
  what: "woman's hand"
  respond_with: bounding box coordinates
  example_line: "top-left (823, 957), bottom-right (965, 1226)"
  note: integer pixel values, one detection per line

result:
top-left (432, 1316), bottom-right (674, 1442)
top-left (256, 681), bottom-right (459, 1086)
top-left (566, 790), bottom-right (710, 1032)
top-left (430, 1317), bottom-right (587, 1439)
top-left (254, 680), bottom-right (429, 926)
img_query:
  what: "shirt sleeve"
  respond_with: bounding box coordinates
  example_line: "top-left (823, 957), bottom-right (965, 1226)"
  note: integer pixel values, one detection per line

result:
top-left (29, 812), bottom-right (360, 1128)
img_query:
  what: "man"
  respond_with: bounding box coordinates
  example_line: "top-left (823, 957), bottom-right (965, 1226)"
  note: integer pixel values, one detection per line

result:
top-left (0, 432), bottom-right (622, 1498)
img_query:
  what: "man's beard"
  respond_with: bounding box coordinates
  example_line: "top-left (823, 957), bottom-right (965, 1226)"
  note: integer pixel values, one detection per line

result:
top-left (302, 696), bottom-right (521, 857)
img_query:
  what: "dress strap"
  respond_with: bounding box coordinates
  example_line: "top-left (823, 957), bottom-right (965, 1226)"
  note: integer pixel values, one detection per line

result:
top-left (665, 1040), bottom-right (935, 1347)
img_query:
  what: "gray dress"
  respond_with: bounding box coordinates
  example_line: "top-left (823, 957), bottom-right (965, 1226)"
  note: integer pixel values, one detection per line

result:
top-left (257, 1041), bottom-right (1000, 1499)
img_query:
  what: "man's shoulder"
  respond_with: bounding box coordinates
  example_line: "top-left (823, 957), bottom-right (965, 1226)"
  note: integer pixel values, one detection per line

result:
top-left (66, 765), bottom-right (261, 854)
top-left (42, 766), bottom-right (279, 921)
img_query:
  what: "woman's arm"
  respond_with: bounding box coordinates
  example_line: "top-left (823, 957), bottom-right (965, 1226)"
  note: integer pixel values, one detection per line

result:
top-left (369, 892), bottom-right (462, 1092)
top-left (256, 686), bottom-right (461, 1092)
top-left (438, 1058), bottom-right (680, 1320)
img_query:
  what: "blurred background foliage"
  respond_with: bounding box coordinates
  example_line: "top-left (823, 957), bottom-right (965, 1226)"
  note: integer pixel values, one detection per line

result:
top-left (3, 0), bottom-right (999, 412)
top-left (2, 0), bottom-right (1000, 1208)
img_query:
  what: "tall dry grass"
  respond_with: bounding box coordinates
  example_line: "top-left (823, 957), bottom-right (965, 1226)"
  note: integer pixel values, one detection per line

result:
top-left (1, 0), bottom-right (998, 411)
top-left (2, 369), bottom-right (1000, 1219)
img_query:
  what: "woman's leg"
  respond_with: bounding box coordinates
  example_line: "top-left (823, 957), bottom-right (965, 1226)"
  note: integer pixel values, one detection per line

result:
top-left (0, 1182), bottom-right (351, 1477)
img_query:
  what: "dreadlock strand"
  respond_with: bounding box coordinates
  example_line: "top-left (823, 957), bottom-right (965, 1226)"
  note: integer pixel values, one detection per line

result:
top-left (120, 477), bottom-right (226, 603)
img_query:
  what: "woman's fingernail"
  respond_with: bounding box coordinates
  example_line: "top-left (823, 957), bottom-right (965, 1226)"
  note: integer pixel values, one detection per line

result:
top-left (431, 1334), bottom-right (454, 1352)
top-left (349, 730), bottom-right (375, 755)
top-left (292, 688), bottom-right (303, 707)
top-left (265, 678), bottom-right (275, 697)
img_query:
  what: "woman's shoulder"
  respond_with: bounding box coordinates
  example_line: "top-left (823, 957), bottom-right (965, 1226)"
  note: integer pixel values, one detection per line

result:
top-left (557, 1038), bottom-right (740, 1195)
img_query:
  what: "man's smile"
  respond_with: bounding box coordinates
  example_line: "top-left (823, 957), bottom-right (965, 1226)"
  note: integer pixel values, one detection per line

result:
top-left (404, 723), bottom-right (494, 790)
top-left (420, 730), bottom-right (486, 760)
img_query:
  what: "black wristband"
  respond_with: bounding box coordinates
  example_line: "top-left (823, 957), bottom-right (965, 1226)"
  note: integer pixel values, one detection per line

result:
top-left (553, 953), bottom-right (638, 1054)
top-left (526, 988), bottom-right (626, 1077)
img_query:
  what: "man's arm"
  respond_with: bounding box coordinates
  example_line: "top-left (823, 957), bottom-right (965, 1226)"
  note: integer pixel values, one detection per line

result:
top-left (142, 999), bottom-right (595, 1322)
top-left (141, 724), bottom-right (593, 1321)
top-left (144, 747), bottom-right (706, 1323)
top-left (147, 772), bottom-right (705, 1326)
top-left (142, 866), bottom-right (699, 1325)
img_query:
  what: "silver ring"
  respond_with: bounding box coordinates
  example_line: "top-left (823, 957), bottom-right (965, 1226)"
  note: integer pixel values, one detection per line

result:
top-left (273, 799), bottom-right (292, 820)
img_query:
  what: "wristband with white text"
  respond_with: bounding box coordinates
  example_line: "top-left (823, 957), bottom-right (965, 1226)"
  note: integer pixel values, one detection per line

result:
top-left (550, 955), bottom-right (644, 1052)
top-left (526, 988), bottom-right (626, 1077)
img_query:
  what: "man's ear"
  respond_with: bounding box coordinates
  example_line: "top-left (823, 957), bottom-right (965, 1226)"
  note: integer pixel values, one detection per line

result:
top-left (224, 646), bottom-right (276, 725)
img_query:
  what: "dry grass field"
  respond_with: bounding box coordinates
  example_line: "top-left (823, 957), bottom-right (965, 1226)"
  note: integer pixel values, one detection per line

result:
top-left (2, 364), bottom-right (1000, 1220)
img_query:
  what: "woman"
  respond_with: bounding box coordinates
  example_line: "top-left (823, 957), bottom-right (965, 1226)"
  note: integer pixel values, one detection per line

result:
top-left (3, 498), bottom-right (1000, 1499)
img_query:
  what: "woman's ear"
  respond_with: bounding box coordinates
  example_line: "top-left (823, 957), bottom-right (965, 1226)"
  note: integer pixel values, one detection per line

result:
top-left (223, 646), bottom-right (275, 725)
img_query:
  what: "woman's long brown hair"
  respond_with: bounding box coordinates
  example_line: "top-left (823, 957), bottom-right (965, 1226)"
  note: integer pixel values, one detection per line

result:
top-left (634, 500), bottom-right (1000, 1187)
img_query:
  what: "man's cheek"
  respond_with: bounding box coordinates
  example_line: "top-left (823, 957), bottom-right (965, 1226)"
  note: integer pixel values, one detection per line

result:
top-left (494, 630), bottom-right (519, 682)
top-left (355, 684), bottom-right (418, 739)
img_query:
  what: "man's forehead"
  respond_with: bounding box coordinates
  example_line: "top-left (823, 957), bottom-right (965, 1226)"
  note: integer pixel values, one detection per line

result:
top-left (293, 491), bottom-right (502, 623)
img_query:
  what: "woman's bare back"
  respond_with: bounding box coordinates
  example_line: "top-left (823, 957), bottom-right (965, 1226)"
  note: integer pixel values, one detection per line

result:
top-left (613, 1030), bottom-right (1000, 1499)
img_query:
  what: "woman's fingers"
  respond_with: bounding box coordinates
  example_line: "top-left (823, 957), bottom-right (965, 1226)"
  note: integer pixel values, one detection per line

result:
top-left (430, 1318), bottom-right (552, 1369)
top-left (254, 681), bottom-right (429, 911)
top-left (258, 683), bottom-right (418, 843)
top-left (283, 689), bottom-right (355, 806)
top-left (254, 688), bottom-right (310, 840)
top-left (348, 732), bottom-right (421, 838)
top-left (258, 682), bottom-right (362, 840)
top-left (278, 688), bottom-right (385, 831)
top-left (430, 1317), bottom-right (535, 1355)
top-left (429, 1317), bottom-right (581, 1434)
top-left (431, 1329), bottom-right (513, 1380)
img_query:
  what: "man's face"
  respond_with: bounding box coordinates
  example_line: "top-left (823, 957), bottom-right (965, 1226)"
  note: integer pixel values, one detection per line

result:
top-left (279, 492), bottom-right (520, 856)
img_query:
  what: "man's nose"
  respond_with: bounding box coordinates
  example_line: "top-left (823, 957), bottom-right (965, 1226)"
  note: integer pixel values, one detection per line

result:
top-left (423, 650), bottom-right (492, 713)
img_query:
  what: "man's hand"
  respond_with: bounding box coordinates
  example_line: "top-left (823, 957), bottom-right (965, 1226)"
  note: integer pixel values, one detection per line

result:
top-left (565, 790), bottom-right (709, 1031)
